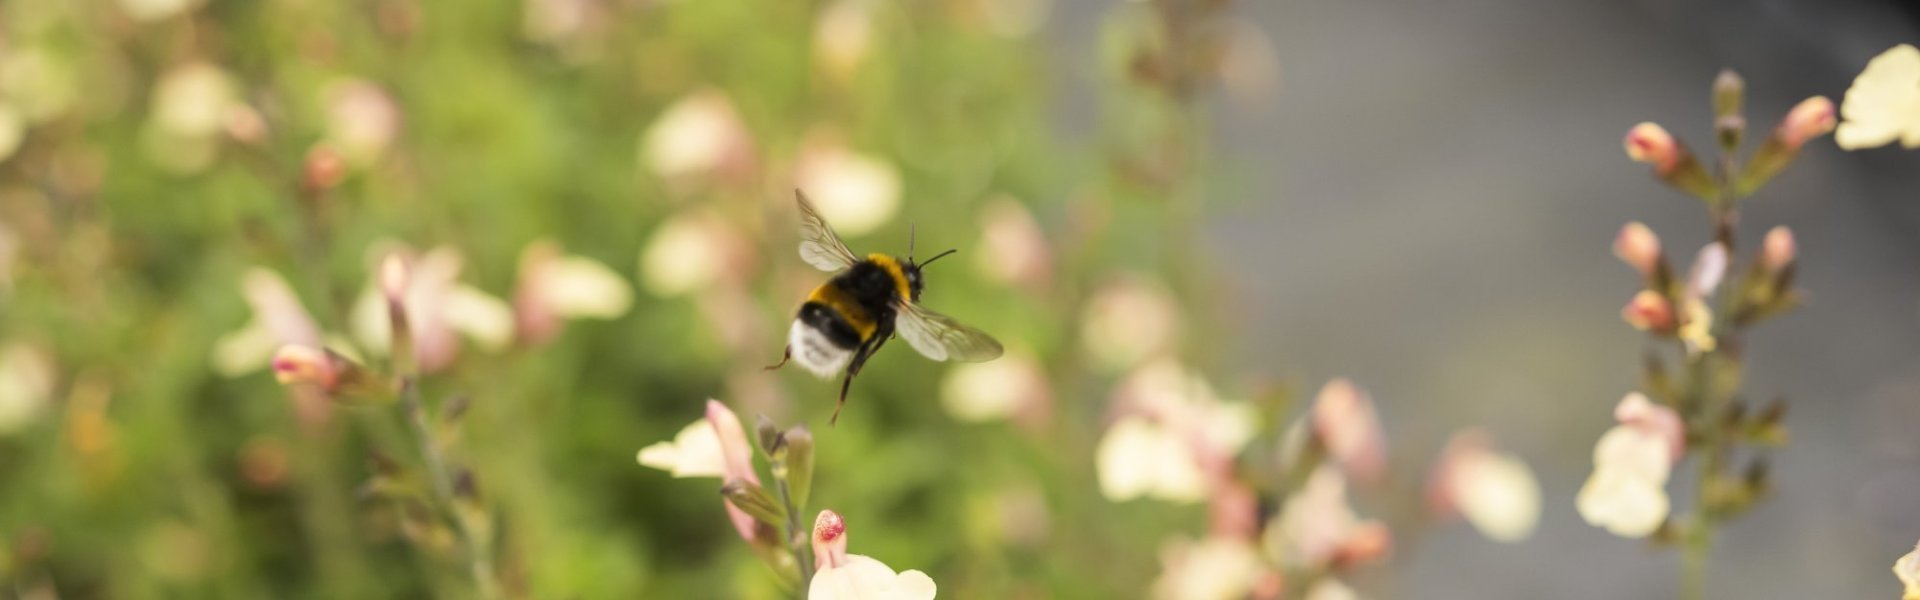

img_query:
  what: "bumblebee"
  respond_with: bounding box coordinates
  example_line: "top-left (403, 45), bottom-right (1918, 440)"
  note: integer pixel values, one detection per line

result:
top-left (768, 190), bottom-right (1003, 423)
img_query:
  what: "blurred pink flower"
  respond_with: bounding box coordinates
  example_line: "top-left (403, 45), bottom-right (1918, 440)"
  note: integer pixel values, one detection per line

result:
top-left (1311, 378), bottom-right (1386, 484)
top-left (809, 510), bottom-right (937, 600)
top-left (513, 240), bottom-right (632, 345)
top-left (1761, 226), bottom-right (1796, 274)
top-left (1612, 222), bottom-right (1662, 281)
top-left (1624, 122), bottom-right (1681, 173)
top-left (324, 78), bottom-right (402, 166)
top-left (641, 90), bottom-right (754, 186)
top-left (1079, 274), bottom-right (1180, 371)
top-left (972, 196), bottom-right (1054, 289)
top-left (213, 269), bottom-right (323, 377)
top-left (1425, 430), bottom-right (1541, 543)
top-left (351, 245), bottom-right (513, 373)
top-left (939, 348), bottom-right (1050, 424)
top-left (269, 345), bottom-right (365, 395)
top-left (1265, 466), bottom-right (1391, 570)
top-left (637, 400), bottom-right (763, 543)
top-left (638, 209), bottom-right (753, 297)
top-left (1098, 360), bottom-right (1255, 503)
top-left (1621, 290), bottom-right (1676, 333)
top-left (1776, 96), bottom-right (1836, 150)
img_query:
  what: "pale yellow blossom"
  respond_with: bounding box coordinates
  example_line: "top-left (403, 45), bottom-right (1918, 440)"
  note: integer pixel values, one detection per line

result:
top-left (809, 510), bottom-right (937, 600)
top-left (1149, 536), bottom-right (1263, 600)
top-left (1578, 393), bottom-right (1683, 538)
top-left (1096, 415), bottom-right (1206, 503)
top-left (1836, 44), bottom-right (1920, 150)
top-left (1894, 540), bottom-right (1920, 600)
top-left (1427, 430), bottom-right (1541, 543)
top-left (796, 142), bottom-right (901, 237)
top-left (939, 350), bottom-right (1048, 422)
top-left (0, 343), bottom-right (55, 436)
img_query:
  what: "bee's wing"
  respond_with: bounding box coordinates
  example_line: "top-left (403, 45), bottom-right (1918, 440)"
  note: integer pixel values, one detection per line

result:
top-left (796, 190), bottom-right (859, 272)
top-left (895, 302), bottom-right (1003, 362)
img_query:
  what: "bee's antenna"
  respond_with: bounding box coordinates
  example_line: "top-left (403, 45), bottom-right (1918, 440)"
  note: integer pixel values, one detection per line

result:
top-left (919, 249), bottom-right (957, 268)
top-left (908, 223), bottom-right (917, 263)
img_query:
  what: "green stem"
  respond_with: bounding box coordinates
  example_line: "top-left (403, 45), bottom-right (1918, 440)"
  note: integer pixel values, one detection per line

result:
top-left (776, 475), bottom-right (813, 593)
top-left (401, 379), bottom-right (499, 599)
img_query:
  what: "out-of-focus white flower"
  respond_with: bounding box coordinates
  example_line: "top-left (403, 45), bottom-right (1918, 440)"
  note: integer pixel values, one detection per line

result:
top-left (795, 140), bottom-right (900, 237)
top-left (1578, 392), bottom-right (1683, 538)
top-left (1426, 430), bottom-right (1541, 543)
top-left (814, 0), bottom-right (875, 84)
top-left (1266, 466), bottom-right (1390, 569)
top-left (0, 48), bottom-right (77, 124)
top-left (1079, 274), bottom-right (1179, 370)
top-left (1894, 540), bottom-right (1920, 600)
top-left (638, 209), bottom-right (748, 297)
top-left (0, 104), bottom-right (23, 163)
top-left (1217, 20), bottom-right (1280, 107)
top-left (119, 0), bottom-right (204, 21)
top-left (324, 79), bottom-right (401, 166)
top-left (514, 240), bottom-right (632, 344)
top-left (638, 400), bottom-right (763, 543)
top-left (641, 90), bottom-right (752, 183)
top-left (1149, 535), bottom-right (1263, 600)
top-left (1114, 360), bottom-right (1255, 456)
top-left (350, 246), bottom-right (513, 373)
top-left (212, 269), bottom-right (323, 376)
top-left (1302, 579), bottom-right (1359, 600)
top-left (939, 349), bottom-right (1049, 423)
top-left (1836, 44), bottom-right (1920, 150)
top-left (1312, 378), bottom-right (1386, 484)
top-left (523, 0), bottom-right (600, 44)
top-left (809, 510), bottom-right (937, 600)
top-left (977, 0), bottom-right (1050, 38)
top-left (1760, 226), bottom-right (1796, 274)
top-left (972, 196), bottom-right (1052, 288)
top-left (0, 343), bottom-right (55, 436)
top-left (144, 62), bottom-right (239, 174)
top-left (1097, 415), bottom-right (1206, 503)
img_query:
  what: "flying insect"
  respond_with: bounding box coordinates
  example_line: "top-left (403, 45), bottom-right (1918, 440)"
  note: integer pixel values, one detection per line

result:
top-left (767, 190), bottom-right (1003, 423)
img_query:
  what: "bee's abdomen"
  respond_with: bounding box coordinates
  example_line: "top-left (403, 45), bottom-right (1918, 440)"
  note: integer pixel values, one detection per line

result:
top-left (797, 301), bottom-right (865, 349)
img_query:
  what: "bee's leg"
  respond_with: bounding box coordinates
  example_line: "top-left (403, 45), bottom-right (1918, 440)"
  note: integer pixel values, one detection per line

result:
top-left (829, 331), bottom-right (888, 425)
top-left (764, 346), bottom-right (791, 371)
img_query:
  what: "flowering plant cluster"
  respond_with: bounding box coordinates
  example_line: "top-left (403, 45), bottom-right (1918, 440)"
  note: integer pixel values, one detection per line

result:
top-left (1586, 69), bottom-right (1826, 597)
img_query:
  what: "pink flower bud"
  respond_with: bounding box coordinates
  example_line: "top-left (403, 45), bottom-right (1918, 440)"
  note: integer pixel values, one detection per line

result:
top-left (271, 345), bottom-right (361, 393)
top-left (379, 253), bottom-right (410, 306)
top-left (1311, 378), bottom-right (1386, 484)
top-left (1761, 226), bottom-right (1796, 273)
top-left (1615, 392), bottom-right (1685, 461)
top-left (303, 145), bottom-right (346, 192)
top-left (1621, 291), bottom-right (1675, 333)
top-left (813, 509), bottom-right (849, 571)
top-left (1624, 123), bottom-right (1679, 173)
top-left (706, 400), bottom-right (762, 544)
top-left (1777, 96), bottom-right (1836, 150)
top-left (1611, 222), bottom-right (1662, 280)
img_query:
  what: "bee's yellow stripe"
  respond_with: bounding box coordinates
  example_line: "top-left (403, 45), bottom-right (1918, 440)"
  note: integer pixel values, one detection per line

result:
top-left (807, 283), bottom-right (878, 340)
top-left (868, 254), bottom-right (912, 304)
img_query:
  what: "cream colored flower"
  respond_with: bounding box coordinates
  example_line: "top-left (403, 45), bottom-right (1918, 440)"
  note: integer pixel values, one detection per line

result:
top-left (795, 141), bottom-right (900, 237)
top-left (1149, 536), bottom-right (1263, 600)
top-left (809, 510), bottom-right (937, 600)
top-left (814, 0), bottom-right (875, 83)
top-left (641, 90), bottom-right (750, 182)
top-left (1079, 275), bottom-right (1179, 370)
top-left (1836, 44), bottom-right (1920, 150)
top-left (1096, 415), bottom-right (1205, 503)
top-left (1894, 540), bottom-right (1920, 600)
top-left (212, 269), bottom-right (323, 376)
top-left (143, 62), bottom-right (239, 173)
top-left (1303, 579), bottom-right (1359, 600)
top-left (119, 0), bottom-right (204, 21)
top-left (0, 343), bottom-right (55, 436)
top-left (324, 79), bottom-right (401, 166)
top-left (638, 209), bottom-right (747, 297)
top-left (637, 400), bottom-right (762, 542)
top-left (350, 246), bottom-right (513, 372)
top-left (939, 350), bottom-right (1048, 422)
top-left (1578, 393), bottom-right (1683, 538)
top-left (514, 240), bottom-right (632, 344)
top-left (1426, 431), bottom-right (1540, 543)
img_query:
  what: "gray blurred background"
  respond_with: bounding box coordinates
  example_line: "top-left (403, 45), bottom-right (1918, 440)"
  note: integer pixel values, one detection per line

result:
top-left (1054, 0), bottom-right (1920, 597)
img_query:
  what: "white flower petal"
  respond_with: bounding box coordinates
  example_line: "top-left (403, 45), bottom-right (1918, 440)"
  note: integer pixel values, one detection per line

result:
top-left (443, 285), bottom-right (514, 352)
top-left (1454, 451), bottom-right (1541, 543)
top-left (211, 320), bottom-right (278, 377)
top-left (1837, 44), bottom-right (1920, 150)
top-left (0, 343), bottom-right (55, 436)
top-left (540, 255), bottom-right (632, 319)
top-left (809, 555), bottom-right (936, 600)
top-left (1576, 467), bottom-right (1669, 538)
top-left (1096, 416), bottom-right (1205, 503)
top-left (1150, 536), bottom-right (1262, 600)
top-left (797, 146), bottom-right (900, 237)
top-left (636, 419), bottom-right (727, 478)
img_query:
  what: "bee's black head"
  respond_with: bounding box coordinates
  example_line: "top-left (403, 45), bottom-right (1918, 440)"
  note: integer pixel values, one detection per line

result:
top-left (904, 248), bottom-right (956, 302)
